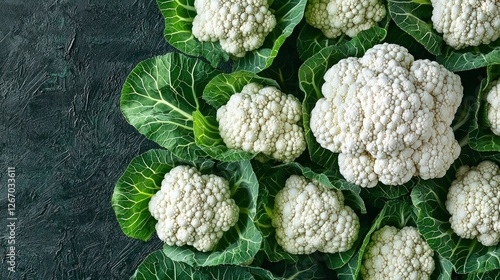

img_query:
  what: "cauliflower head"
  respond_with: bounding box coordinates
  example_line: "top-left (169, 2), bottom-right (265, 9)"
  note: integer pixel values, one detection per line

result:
top-left (272, 175), bottom-right (360, 254)
top-left (486, 79), bottom-right (500, 136)
top-left (305, 0), bottom-right (386, 38)
top-left (310, 43), bottom-right (463, 188)
top-left (192, 0), bottom-right (277, 57)
top-left (148, 165), bottom-right (239, 252)
top-left (446, 160), bottom-right (500, 246)
top-left (430, 0), bottom-right (500, 49)
top-left (361, 226), bottom-right (435, 280)
top-left (217, 83), bottom-right (306, 163)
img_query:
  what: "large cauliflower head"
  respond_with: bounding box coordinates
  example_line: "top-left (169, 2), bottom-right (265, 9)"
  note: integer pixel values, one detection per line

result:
top-left (430, 0), bottom-right (500, 49)
top-left (305, 0), bottom-right (386, 38)
top-left (361, 226), bottom-right (435, 280)
top-left (446, 160), bottom-right (500, 246)
top-left (272, 175), bottom-right (360, 254)
top-left (217, 83), bottom-right (306, 163)
top-left (148, 165), bottom-right (239, 252)
top-left (486, 79), bottom-right (500, 136)
top-left (192, 0), bottom-right (276, 57)
top-left (310, 43), bottom-right (463, 188)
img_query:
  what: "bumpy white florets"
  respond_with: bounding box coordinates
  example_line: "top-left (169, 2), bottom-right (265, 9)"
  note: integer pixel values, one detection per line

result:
top-left (430, 0), bottom-right (500, 49)
top-left (148, 165), bottom-right (239, 252)
top-left (192, 0), bottom-right (276, 57)
top-left (361, 226), bottom-right (435, 280)
top-left (217, 83), bottom-right (306, 163)
top-left (305, 0), bottom-right (386, 38)
top-left (446, 160), bottom-right (500, 246)
top-left (272, 175), bottom-right (360, 254)
top-left (310, 43), bottom-right (463, 188)
top-left (486, 79), bottom-right (500, 135)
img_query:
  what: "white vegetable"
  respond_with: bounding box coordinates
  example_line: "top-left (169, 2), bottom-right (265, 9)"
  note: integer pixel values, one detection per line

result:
top-left (192, 0), bottom-right (277, 57)
top-left (304, 0), bottom-right (386, 38)
top-left (310, 43), bottom-right (463, 188)
top-left (430, 0), bottom-right (500, 49)
top-left (272, 175), bottom-right (360, 254)
top-left (361, 225), bottom-right (435, 280)
top-left (148, 165), bottom-right (239, 252)
top-left (217, 83), bottom-right (306, 163)
top-left (446, 160), bottom-right (500, 246)
top-left (486, 79), bottom-right (500, 136)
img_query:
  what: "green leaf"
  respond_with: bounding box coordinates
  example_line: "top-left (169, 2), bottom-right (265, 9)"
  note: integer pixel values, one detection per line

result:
top-left (298, 37), bottom-right (380, 170)
top-left (336, 200), bottom-right (417, 280)
top-left (469, 65), bottom-right (500, 152)
top-left (202, 71), bottom-right (280, 109)
top-left (388, 0), bottom-right (443, 55)
top-left (120, 53), bottom-right (220, 161)
top-left (162, 160), bottom-right (262, 266)
top-left (437, 41), bottom-right (500, 72)
top-left (130, 250), bottom-right (277, 280)
top-left (262, 255), bottom-right (328, 280)
top-left (112, 149), bottom-right (213, 241)
top-left (156, 0), bottom-right (306, 72)
top-left (411, 148), bottom-right (500, 274)
top-left (297, 13), bottom-right (389, 61)
top-left (254, 162), bottom-right (365, 270)
top-left (360, 179), bottom-right (418, 210)
top-left (467, 269), bottom-right (500, 280)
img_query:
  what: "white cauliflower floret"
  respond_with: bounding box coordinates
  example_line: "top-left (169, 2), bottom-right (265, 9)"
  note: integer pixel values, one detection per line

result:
top-left (217, 83), bottom-right (306, 163)
top-left (430, 0), bottom-right (500, 49)
top-left (446, 160), bottom-right (500, 246)
top-left (148, 165), bottom-right (239, 252)
top-left (305, 0), bottom-right (386, 38)
top-left (310, 43), bottom-right (463, 188)
top-left (272, 175), bottom-right (360, 254)
top-left (486, 79), bottom-right (500, 136)
top-left (192, 0), bottom-right (277, 57)
top-left (361, 226), bottom-right (435, 280)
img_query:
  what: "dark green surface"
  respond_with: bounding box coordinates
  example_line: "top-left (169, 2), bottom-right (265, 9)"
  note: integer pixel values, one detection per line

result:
top-left (0, 0), bottom-right (174, 278)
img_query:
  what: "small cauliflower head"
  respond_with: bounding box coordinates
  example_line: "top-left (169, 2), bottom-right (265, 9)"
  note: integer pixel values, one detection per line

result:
top-left (361, 226), bottom-right (435, 280)
top-left (446, 160), bottom-right (500, 246)
top-left (217, 83), bottom-right (306, 163)
top-left (310, 43), bottom-right (463, 188)
top-left (305, 0), bottom-right (386, 38)
top-left (272, 175), bottom-right (360, 254)
top-left (192, 0), bottom-right (276, 57)
top-left (486, 79), bottom-right (500, 136)
top-left (148, 165), bottom-right (239, 252)
top-left (430, 0), bottom-right (500, 49)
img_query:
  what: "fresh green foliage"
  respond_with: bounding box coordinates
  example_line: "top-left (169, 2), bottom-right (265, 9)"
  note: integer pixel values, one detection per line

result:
top-left (115, 0), bottom-right (500, 278)
top-left (156, 0), bottom-right (306, 72)
top-left (469, 65), bottom-right (500, 152)
top-left (130, 250), bottom-right (277, 280)
top-left (120, 53), bottom-right (220, 161)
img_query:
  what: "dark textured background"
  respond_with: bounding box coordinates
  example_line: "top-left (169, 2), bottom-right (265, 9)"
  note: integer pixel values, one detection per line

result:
top-left (0, 0), bottom-right (174, 278)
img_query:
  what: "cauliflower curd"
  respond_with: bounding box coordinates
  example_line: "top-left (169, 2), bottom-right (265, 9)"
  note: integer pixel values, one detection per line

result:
top-left (148, 165), bottom-right (239, 252)
top-left (310, 43), bottom-right (463, 188)
top-left (272, 175), bottom-right (360, 254)
top-left (217, 83), bottom-right (306, 163)
top-left (305, 0), bottom-right (386, 38)
top-left (361, 226), bottom-right (435, 280)
top-left (446, 160), bottom-right (500, 246)
top-left (192, 0), bottom-right (276, 57)
top-left (486, 79), bottom-right (500, 136)
top-left (430, 0), bottom-right (500, 49)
